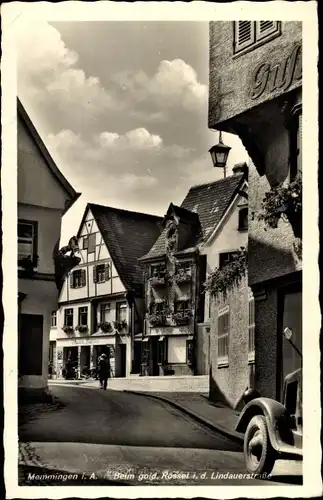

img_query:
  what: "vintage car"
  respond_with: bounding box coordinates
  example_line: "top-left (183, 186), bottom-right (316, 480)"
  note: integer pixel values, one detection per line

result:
top-left (236, 327), bottom-right (302, 475)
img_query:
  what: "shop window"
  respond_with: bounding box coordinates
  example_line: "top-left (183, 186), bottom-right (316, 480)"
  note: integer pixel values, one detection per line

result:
top-left (78, 306), bottom-right (88, 326)
top-left (64, 308), bottom-right (74, 327)
top-left (218, 308), bottom-right (229, 365)
top-left (18, 220), bottom-right (38, 263)
top-left (238, 207), bottom-right (248, 231)
top-left (248, 298), bottom-right (255, 363)
top-left (116, 302), bottom-right (127, 322)
top-left (289, 108), bottom-right (302, 181)
top-left (219, 251), bottom-right (239, 270)
top-left (51, 311), bottom-right (57, 328)
top-left (93, 263), bottom-right (110, 283)
top-left (84, 234), bottom-right (96, 253)
top-left (233, 21), bottom-right (281, 56)
top-left (101, 303), bottom-right (111, 322)
top-left (70, 269), bottom-right (86, 288)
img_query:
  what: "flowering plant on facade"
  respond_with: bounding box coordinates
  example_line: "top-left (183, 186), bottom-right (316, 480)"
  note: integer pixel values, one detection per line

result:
top-left (204, 246), bottom-right (248, 299)
top-left (150, 275), bottom-right (166, 286)
top-left (113, 320), bottom-right (128, 331)
top-left (75, 325), bottom-right (88, 334)
top-left (173, 310), bottom-right (192, 325)
top-left (174, 268), bottom-right (192, 283)
top-left (63, 325), bottom-right (74, 335)
top-left (255, 173), bottom-right (302, 239)
top-left (148, 312), bottom-right (167, 326)
top-left (98, 321), bottom-right (113, 333)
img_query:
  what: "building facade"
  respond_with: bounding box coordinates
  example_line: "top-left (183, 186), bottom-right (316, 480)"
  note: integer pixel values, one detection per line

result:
top-left (209, 21), bottom-right (302, 399)
top-left (50, 203), bottom-right (162, 378)
top-left (18, 99), bottom-right (79, 391)
top-left (140, 167), bottom-right (249, 381)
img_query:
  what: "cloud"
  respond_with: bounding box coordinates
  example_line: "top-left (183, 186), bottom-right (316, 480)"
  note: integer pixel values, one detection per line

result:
top-left (99, 128), bottom-right (163, 151)
top-left (113, 59), bottom-right (208, 113)
top-left (17, 21), bottom-right (120, 116)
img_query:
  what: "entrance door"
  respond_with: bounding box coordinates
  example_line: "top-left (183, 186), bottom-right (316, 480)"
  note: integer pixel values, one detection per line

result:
top-left (133, 341), bottom-right (141, 373)
top-left (151, 337), bottom-right (159, 376)
top-left (19, 314), bottom-right (43, 376)
top-left (279, 287), bottom-right (302, 396)
top-left (119, 344), bottom-right (127, 377)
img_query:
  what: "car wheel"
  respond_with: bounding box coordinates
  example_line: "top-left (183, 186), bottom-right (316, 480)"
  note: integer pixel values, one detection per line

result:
top-left (244, 415), bottom-right (276, 476)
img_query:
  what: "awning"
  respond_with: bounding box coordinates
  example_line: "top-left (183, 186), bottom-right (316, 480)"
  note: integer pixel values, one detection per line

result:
top-left (142, 338), bottom-right (149, 342)
top-left (158, 336), bottom-right (165, 341)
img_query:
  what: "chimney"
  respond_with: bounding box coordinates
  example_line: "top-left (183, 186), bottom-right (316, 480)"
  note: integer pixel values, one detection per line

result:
top-left (232, 162), bottom-right (248, 178)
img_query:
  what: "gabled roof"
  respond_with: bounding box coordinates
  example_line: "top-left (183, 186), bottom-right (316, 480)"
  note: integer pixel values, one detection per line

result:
top-left (78, 203), bottom-right (162, 295)
top-left (140, 172), bottom-right (246, 261)
top-left (181, 173), bottom-right (245, 241)
top-left (17, 98), bottom-right (81, 212)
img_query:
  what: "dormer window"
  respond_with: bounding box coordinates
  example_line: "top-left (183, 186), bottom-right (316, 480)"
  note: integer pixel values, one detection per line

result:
top-left (150, 264), bottom-right (166, 278)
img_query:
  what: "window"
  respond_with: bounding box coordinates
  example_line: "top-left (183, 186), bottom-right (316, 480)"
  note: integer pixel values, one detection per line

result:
top-left (101, 303), bottom-right (111, 322)
top-left (93, 263), bottom-right (110, 283)
top-left (219, 251), bottom-right (239, 270)
top-left (116, 302), bottom-right (127, 322)
top-left (150, 263), bottom-right (166, 278)
top-left (238, 208), bottom-right (248, 231)
top-left (248, 298), bottom-right (255, 363)
top-left (70, 269), bottom-right (86, 288)
top-left (218, 308), bottom-right (229, 364)
top-left (177, 261), bottom-right (191, 273)
top-left (78, 306), bottom-right (88, 326)
top-left (51, 311), bottom-right (57, 328)
top-left (18, 220), bottom-right (38, 262)
top-left (64, 308), bottom-right (73, 327)
top-left (84, 234), bottom-right (96, 253)
top-left (174, 300), bottom-right (189, 314)
top-left (289, 108), bottom-right (302, 181)
top-left (233, 21), bottom-right (281, 56)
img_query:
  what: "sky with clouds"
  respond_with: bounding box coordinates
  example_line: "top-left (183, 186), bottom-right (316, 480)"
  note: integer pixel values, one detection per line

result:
top-left (17, 20), bottom-right (248, 244)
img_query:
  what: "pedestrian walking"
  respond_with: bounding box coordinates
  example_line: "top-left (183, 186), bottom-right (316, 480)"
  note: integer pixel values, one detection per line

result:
top-left (98, 353), bottom-right (110, 390)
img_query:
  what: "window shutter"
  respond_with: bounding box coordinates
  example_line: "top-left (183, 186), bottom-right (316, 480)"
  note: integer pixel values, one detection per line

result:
top-left (70, 272), bottom-right (75, 288)
top-left (234, 21), bottom-right (254, 53)
top-left (81, 269), bottom-right (86, 287)
top-left (256, 21), bottom-right (279, 41)
top-left (83, 237), bottom-right (88, 250)
top-left (93, 265), bottom-right (97, 283)
top-left (105, 263), bottom-right (110, 281)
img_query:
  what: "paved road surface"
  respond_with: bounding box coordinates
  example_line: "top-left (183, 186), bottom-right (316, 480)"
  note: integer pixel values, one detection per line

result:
top-left (19, 386), bottom-right (302, 486)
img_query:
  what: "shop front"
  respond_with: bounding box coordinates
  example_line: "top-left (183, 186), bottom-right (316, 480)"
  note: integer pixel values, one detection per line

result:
top-left (141, 326), bottom-right (194, 376)
top-left (56, 335), bottom-right (116, 379)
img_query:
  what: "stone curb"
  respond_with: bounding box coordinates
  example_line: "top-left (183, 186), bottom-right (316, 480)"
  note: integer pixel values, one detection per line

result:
top-left (124, 390), bottom-right (244, 446)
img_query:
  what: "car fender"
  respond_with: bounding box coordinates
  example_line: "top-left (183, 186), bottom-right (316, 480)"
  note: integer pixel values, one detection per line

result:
top-left (235, 398), bottom-right (294, 452)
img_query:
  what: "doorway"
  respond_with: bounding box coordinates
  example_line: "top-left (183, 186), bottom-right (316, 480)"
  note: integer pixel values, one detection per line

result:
top-left (150, 337), bottom-right (159, 376)
top-left (278, 284), bottom-right (302, 398)
top-left (119, 344), bottom-right (127, 377)
top-left (19, 314), bottom-right (43, 376)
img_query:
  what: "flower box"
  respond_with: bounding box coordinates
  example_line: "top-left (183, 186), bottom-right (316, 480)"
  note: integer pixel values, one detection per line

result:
top-left (63, 325), bottom-right (74, 335)
top-left (75, 325), bottom-right (89, 335)
top-left (173, 310), bottom-right (192, 325)
top-left (113, 320), bottom-right (128, 332)
top-left (174, 270), bottom-right (192, 283)
top-left (98, 321), bottom-right (113, 333)
top-left (148, 313), bottom-right (167, 327)
top-left (150, 276), bottom-right (166, 286)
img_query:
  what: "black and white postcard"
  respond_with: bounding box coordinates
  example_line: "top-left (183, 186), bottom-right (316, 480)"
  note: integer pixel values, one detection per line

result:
top-left (1, 1), bottom-right (320, 498)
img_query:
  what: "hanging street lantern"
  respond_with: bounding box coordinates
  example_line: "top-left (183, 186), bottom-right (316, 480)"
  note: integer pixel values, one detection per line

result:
top-left (209, 131), bottom-right (231, 178)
